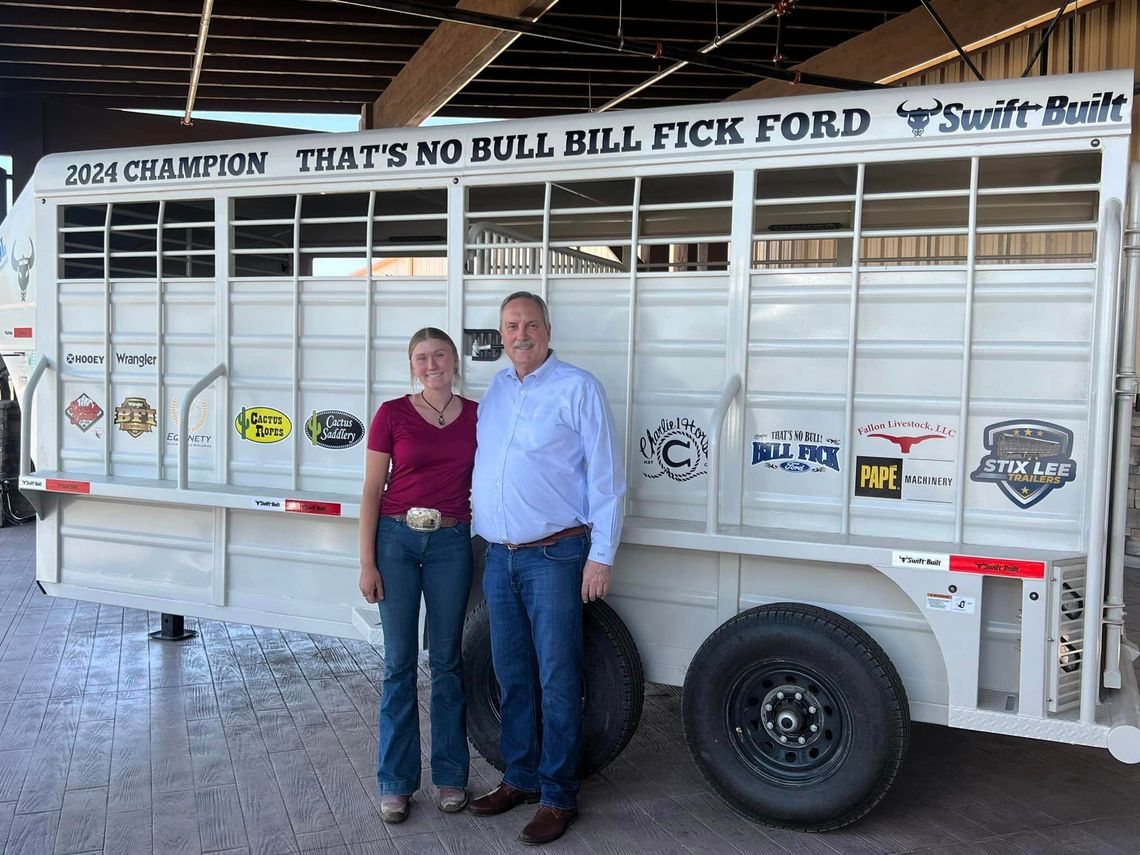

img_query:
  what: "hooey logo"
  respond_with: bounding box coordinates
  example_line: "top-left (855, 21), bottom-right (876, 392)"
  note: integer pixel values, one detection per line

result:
top-left (305, 410), bottom-right (364, 450)
top-left (235, 406), bottom-right (291, 443)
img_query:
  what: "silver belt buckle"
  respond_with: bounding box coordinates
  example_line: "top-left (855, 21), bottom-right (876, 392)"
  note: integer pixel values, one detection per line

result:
top-left (405, 507), bottom-right (442, 532)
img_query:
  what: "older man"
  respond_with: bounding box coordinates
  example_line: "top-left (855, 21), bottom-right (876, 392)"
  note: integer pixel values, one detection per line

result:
top-left (468, 291), bottom-right (625, 845)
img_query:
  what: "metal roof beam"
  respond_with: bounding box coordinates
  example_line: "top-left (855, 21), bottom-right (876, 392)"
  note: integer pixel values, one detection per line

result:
top-left (730, 0), bottom-right (1102, 99)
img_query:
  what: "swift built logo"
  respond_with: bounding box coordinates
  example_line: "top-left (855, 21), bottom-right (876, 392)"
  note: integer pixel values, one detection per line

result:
top-left (113, 397), bottom-right (157, 438)
top-left (305, 410), bottom-right (364, 450)
top-left (168, 398), bottom-right (212, 450)
top-left (970, 419), bottom-right (1077, 509)
top-left (65, 394), bottom-right (104, 433)
top-left (235, 406), bottom-right (291, 443)
top-left (752, 428), bottom-right (840, 474)
top-left (639, 417), bottom-right (708, 482)
top-left (897, 90), bottom-right (1127, 138)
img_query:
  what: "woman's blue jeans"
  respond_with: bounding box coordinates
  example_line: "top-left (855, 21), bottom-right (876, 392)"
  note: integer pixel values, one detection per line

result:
top-left (375, 516), bottom-right (474, 796)
top-left (483, 533), bottom-right (587, 810)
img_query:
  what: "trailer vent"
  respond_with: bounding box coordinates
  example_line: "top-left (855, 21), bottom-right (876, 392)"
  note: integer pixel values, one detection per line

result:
top-left (1048, 561), bottom-right (1086, 714)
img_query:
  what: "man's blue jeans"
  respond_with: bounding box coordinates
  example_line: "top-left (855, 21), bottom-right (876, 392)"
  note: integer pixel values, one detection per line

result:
top-left (375, 516), bottom-right (473, 796)
top-left (483, 534), bottom-right (587, 810)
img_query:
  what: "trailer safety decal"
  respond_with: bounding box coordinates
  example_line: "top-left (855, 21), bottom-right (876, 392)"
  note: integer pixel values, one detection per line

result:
top-left (925, 592), bottom-right (976, 614)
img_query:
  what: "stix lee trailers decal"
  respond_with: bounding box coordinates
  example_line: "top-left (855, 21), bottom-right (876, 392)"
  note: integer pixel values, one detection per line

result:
top-left (970, 420), bottom-right (1077, 509)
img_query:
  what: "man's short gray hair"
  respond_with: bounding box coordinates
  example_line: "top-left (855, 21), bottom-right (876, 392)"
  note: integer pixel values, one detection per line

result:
top-left (499, 291), bottom-right (551, 328)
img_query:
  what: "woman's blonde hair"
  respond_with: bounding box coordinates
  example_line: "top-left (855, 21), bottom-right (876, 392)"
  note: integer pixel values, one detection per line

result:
top-left (407, 327), bottom-right (461, 385)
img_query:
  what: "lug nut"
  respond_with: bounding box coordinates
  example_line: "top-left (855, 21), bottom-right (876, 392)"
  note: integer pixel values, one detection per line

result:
top-left (808, 706), bottom-right (816, 714)
top-left (798, 736), bottom-right (806, 744)
top-left (765, 704), bottom-right (773, 711)
top-left (810, 724), bottom-right (818, 732)
top-left (780, 735), bottom-right (788, 743)
top-left (766, 722), bottom-right (774, 730)
top-left (795, 692), bottom-right (802, 701)
top-left (776, 691), bottom-right (785, 699)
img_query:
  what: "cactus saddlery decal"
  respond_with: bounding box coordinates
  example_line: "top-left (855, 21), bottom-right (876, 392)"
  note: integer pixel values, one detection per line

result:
top-left (304, 409), bottom-right (364, 450)
top-left (234, 406), bottom-right (292, 443)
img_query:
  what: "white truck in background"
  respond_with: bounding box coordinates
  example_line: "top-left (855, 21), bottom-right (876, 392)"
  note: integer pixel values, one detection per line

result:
top-left (9, 69), bottom-right (1140, 830)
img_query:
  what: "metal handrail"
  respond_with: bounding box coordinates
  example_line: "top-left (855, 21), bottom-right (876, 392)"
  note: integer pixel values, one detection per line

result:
top-left (178, 363), bottom-right (226, 490)
top-left (706, 373), bottom-right (742, 535)
top-left (20, 355), bottom-right (50, 479)
top-left (1081, 198), bottom-right (1123, 723)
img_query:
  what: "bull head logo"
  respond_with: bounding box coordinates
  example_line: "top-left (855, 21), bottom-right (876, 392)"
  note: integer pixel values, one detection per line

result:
top-left (0, 238), bottom-right (7, 271)
top-left (896, 100), bottom-right (943, 137)
top-left (12, 238), bottom-right (33, 302)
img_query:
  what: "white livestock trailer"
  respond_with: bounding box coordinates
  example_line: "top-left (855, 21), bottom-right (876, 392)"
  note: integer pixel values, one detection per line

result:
top-left (11, 69), bottom-right (1140, 829)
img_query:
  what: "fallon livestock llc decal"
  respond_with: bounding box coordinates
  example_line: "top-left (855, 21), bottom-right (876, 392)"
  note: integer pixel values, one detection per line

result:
top-left (752, 428), bottom-right (841, 474)
top-left (113, 397), bottom-right (157, 438)
top-left (639, 416), bottom-right (708, 482)
top-left (65, 393), bottom-right (104, 433)
top-left (305, 410), bottom-right (364, 450)
top-left (969, 419), bottom-right (1077, 509)
top-left (896, 89), bottom-right (1127, 138)
top-left (235, 406), bottom-right (292, 444)
top-left (854, 417), bottom-right (957, 504)
top-left (167, 397), bottom-right (213, 450)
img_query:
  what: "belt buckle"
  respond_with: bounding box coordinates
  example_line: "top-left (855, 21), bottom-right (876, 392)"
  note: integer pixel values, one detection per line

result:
top-left (405, 507), bottom-right (442, 532)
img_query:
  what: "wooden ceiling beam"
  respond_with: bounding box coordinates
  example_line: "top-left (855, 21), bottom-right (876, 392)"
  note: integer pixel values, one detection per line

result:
top-left (369, 0), bottom-right (560, 129)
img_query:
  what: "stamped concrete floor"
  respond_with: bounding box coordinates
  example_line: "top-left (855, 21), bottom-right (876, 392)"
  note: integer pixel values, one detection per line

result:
top-left (1, 521), bottom-right (1140, 854)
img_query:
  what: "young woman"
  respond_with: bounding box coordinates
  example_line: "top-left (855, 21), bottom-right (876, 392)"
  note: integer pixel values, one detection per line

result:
top-left (358, 327), bottom-right (477, 822)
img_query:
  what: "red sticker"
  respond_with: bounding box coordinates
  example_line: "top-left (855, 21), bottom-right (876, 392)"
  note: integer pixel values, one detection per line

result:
top-left (45, 479), bottom-right (91, 495)
top-left (949, 554), bottom-right (1045, 579)
top-left (12, 327), bottom-right (32, 339)
top-left (284, 499), bottom-right (341, 516)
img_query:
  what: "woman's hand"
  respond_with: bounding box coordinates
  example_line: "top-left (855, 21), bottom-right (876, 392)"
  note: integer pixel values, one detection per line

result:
top-left (360, 564), bottom-right (385, 603)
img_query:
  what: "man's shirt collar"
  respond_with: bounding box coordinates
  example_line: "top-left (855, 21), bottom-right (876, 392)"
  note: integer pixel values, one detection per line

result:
top-left (506, 349), bottom-right (559, 385)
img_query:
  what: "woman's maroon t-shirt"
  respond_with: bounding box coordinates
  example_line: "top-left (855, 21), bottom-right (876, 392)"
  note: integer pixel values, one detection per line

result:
top-left (367, 395), bottom-right (477, 522)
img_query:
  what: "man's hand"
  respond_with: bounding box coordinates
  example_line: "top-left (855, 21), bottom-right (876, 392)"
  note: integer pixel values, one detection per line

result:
top-left (360, 565), bottom-right (385, 603)
top-left (582, 560), bottom-right (611, 603)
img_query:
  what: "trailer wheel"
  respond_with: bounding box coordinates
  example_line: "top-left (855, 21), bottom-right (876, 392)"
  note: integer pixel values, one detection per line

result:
top-left (463, 598), bottom-right (644, 776)
top-left (682, 603), bottom-right (908, 831)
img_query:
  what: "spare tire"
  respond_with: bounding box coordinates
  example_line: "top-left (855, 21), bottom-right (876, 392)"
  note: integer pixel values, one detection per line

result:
top-left (463, 598), bottom-right (643, 776)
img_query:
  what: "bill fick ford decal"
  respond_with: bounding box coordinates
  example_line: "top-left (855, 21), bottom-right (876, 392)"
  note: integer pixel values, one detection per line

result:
top-left (752, 428), bottom-right (841, 474)
top-left (969, 419), bottom-right (1077, 509)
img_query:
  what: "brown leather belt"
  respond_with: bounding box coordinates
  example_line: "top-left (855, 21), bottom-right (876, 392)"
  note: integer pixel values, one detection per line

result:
top-left (386, 514), bottom-right (461, 529)
top-left (505, 525), bottom-right (589, 551)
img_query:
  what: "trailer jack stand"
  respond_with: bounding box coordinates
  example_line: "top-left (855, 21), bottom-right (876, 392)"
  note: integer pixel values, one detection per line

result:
top-left (149, 613), bottom-right (197, 642)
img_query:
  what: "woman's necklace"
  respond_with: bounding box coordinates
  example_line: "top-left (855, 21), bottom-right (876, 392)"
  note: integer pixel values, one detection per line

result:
top-left (420, 391), bottom-right (454, 426)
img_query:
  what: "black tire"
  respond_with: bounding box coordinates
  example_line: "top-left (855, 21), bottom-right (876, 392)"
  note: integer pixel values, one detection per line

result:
top-left (463, 598), bottom-right (644, 776)
top-left (682, 603), bottom-right (908, 831)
